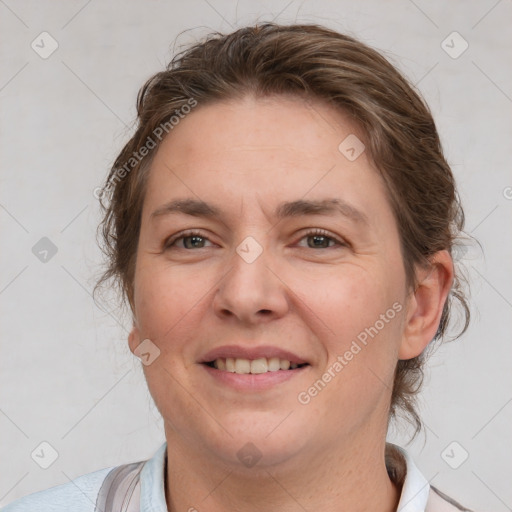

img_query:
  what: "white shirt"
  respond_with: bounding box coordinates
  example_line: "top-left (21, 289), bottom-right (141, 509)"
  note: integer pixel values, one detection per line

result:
top-left (0, 442), bottom-right (467, 511)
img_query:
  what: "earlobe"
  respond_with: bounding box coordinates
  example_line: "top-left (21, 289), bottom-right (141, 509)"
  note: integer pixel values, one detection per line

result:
top-left (128, 324), bottom-right (141, 355)
top-left (398, 251), bottom-right (454, 360)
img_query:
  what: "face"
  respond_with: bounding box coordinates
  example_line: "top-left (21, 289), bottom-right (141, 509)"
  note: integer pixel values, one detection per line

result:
top-left (129, 95), bottom-right (412, 468)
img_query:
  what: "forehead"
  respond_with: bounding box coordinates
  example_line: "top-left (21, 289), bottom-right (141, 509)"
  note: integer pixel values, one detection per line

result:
top-left (141, 95), bottom-right (393, 229)
top-left (154, 95), bottom-right (361, 170)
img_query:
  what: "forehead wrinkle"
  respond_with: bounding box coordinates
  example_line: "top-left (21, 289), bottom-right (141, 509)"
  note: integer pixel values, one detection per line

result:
top-left (233, 193), bottom-right (275, 228)
top-left (255, 191), bottom-right (274, 225)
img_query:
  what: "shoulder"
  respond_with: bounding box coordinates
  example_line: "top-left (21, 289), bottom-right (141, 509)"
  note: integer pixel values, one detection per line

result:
top-left (0, 466), bottom-right (115, 512)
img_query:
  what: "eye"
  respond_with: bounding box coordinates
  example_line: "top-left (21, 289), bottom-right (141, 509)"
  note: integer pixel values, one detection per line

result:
top-left (164, 230), bottom-right (214, 250)
top-left (296, 229), bottom-right (346, 249)
top-left (164, 228), bottom-right (347, 251)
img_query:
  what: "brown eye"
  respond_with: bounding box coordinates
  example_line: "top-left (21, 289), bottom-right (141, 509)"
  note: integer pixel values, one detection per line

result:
top-left (296, 229), bottom-right (346, 249)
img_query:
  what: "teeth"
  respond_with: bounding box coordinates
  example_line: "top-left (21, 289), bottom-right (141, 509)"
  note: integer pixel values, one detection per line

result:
top-left (211, 357), bottom-right (304, 374)
top-left (225, 358), bottom-right (236, 372)
top-left (280, 359), bottom-right (290, 370)
top-left (235, 358), bottom-right (251, 374)
top-left (268, 357), bottom-right (281, 371)
top-left (250, 358), bottom-right (268, 374)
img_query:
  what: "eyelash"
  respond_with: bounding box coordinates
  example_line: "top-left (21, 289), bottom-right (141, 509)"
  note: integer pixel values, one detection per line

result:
top-left (164, 228), bottom-right (347, 251)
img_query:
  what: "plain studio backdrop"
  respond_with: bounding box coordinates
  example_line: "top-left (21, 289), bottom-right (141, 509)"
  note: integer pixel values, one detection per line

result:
top-left (0, 1), bottom-right (511, 510)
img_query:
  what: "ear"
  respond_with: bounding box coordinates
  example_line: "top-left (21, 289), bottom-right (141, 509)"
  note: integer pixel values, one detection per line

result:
top-left (398, 250), bottom-right (454, 360)
top-left (128, 321), bottom-right (141, 355)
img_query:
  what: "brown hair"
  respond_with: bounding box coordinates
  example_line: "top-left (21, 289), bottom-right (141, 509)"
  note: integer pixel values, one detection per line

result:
top-left (95, 23), bottom-right (470, 439)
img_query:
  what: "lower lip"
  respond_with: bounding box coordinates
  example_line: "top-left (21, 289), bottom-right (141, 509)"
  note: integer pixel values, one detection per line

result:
top-left (200, 363), bottom-right (309, 391)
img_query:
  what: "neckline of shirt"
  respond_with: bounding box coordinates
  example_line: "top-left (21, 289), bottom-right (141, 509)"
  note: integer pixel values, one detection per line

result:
top-left (139, 442), bottom-right (430, 512)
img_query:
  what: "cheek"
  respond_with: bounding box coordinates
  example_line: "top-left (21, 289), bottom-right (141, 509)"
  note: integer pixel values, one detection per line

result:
top-left (133, 260), bottom-right (204, 346)
top-left (304, 263), bottom-right (405, 404)
top-left (133, 262), bottom-right (209, 428)
top-left (301, 264), bottom-right (402, 341)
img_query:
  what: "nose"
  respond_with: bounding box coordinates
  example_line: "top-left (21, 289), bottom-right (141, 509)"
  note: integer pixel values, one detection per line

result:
top-left (212, 240), bottom-right (290, 325)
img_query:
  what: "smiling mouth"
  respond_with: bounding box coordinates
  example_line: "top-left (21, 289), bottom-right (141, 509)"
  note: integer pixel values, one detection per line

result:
top-left (203, 357), bottom-right (310, 375)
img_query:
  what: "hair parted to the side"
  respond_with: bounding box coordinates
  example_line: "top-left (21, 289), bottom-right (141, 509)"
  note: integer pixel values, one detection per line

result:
top-left (95, 23), bottom-right (470, 440)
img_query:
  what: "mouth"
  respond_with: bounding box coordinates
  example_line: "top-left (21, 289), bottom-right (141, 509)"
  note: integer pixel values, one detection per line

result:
top-left (203, 357), bottom-right (310, 374)
top-left (198, 345), bottom-right (311, 390)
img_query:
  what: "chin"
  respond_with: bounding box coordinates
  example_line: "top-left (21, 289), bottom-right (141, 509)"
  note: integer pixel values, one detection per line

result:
top-left (203, 413), bottom-right (312, 470)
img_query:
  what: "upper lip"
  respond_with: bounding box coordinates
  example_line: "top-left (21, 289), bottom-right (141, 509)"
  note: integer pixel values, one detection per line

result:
top-left (199, 345), bottom-right (309, 365)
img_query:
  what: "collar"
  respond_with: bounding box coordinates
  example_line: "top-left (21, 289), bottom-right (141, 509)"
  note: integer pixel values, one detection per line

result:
top-left (140, 443), bottom-right (167, 511)
top-left (139, 442), bottom-right (431, 512)
top-left (387, 442), bottom-right (431, 512)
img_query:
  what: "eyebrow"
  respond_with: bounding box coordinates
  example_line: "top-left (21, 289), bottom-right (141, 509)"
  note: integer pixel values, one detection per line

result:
top-left (150, 198), bottom-right (368, 225)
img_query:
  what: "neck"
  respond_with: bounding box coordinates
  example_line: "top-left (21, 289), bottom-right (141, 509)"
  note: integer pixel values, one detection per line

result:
top-left (164, 428), bottom-right (401, 512)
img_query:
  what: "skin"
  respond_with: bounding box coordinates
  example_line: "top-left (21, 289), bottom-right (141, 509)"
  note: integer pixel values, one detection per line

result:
top-left (128, 95), bottom-right (453, 512)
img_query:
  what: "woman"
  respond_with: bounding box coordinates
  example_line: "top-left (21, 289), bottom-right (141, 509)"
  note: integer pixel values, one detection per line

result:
top-left (2, 23), bottom-right (473, 512)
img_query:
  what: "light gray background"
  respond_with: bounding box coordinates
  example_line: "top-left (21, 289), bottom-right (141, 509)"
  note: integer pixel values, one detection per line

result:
top-left (1, 1), bottom-right (511, 510)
